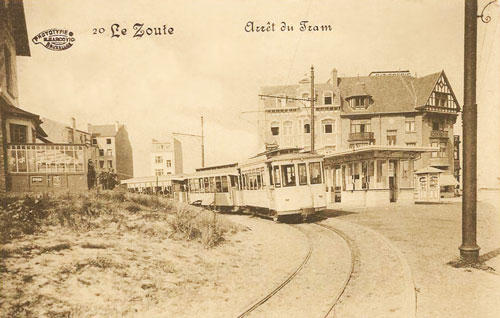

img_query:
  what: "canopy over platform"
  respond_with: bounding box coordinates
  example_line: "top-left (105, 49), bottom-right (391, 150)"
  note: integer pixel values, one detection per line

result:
top-left (324, 145), bottom-right (437, 165)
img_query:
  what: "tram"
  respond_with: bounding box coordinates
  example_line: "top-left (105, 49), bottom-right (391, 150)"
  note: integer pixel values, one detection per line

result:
top-left (122, 148), bottom-right (327, 221)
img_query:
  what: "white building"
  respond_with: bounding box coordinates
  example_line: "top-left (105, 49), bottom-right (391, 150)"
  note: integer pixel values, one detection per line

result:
top-left (150, 138), bottom-right (183, 176)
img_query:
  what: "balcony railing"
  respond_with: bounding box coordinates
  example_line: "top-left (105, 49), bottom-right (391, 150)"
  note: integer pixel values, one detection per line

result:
top-left (348, 131), bottom-right (375, 141)
top-left (430, 130), bottom-right (449, 139)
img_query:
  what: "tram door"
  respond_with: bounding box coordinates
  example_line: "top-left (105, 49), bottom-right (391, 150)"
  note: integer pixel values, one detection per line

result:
top-left (389, 160), bottom-right (398, 202)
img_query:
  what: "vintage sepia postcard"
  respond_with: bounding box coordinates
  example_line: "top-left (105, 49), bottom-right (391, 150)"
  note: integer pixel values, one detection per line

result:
top-left (1, 0), bottom-right (499, 317)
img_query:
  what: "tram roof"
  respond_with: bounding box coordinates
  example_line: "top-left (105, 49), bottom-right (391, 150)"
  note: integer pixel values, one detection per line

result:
top-left (185, 167), bottom-right (239, 178)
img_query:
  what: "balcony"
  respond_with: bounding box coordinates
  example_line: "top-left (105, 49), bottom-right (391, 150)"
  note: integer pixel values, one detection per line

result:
top-left (430, 130), bottom-right (449, 139)
top-left (348, 131), bottom-right (375, 142)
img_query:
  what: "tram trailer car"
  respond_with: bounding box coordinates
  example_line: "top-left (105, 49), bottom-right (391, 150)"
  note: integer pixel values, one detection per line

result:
top-left (185, 166), bottom-right (241, 212)
top-left (238, 150), bottom-right (326, 221)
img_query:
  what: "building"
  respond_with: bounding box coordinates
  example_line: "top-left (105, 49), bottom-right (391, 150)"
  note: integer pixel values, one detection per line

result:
top-left (89, 122), bottom-right (134, 181)
top-left (259, 68), bottom-right (461, 204)
top-left (40, 117), bottom-right (100, 171)
top-left (1, 1), bottom-right (95, 192)
top-left (150, 137), bottom-right (183, 176)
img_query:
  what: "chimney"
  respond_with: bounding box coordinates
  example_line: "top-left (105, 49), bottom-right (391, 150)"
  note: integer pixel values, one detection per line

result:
top-left (115, 121), bottom-right (120, 131)
top-left (331, 68), bottom-right (338, 89)
top-left (70, 117), bottom-right (76, 143)
top-left (87, 123), bottom-right (92, 133)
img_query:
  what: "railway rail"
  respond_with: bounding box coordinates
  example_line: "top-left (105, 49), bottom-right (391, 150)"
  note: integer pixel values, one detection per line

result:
top-left (236, 222), bottom-right (355, 318)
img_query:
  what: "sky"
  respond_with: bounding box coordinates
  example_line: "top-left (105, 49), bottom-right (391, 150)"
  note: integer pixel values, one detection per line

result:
top-left (16, 0), bottom-right (500, 187)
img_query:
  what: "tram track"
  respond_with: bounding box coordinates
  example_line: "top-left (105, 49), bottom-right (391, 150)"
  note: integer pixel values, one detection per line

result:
top-left (236, 222), bottom-right (355, 318)
top-left (236, 224), bottom-right (314, 318)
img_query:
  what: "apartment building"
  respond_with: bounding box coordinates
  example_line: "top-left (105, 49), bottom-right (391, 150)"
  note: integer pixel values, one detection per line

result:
top-left (90, 122), bottom-right (133, 181)
top-left (150, 137), bottom-right (183, 176)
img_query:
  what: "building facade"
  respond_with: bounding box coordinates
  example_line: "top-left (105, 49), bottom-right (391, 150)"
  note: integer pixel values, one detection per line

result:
top-left (259, 68), bottom-right (461, 203)
top-left (150, 137), bottom-right (183, 176)
top-left (89, 122), bottom-right (134, 181)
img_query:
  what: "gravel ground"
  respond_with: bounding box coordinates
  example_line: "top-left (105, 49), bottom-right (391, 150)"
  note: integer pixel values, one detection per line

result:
top-left (246, 223), bottom-right (352, 318)
top-left (320, 219), bottom-right (411, 318)
top-left (324, 190), bottom-right (500, 318)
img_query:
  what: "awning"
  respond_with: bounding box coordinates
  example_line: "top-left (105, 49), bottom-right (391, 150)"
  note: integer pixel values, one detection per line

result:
top-left (440, 174), bottom-right (459, 186)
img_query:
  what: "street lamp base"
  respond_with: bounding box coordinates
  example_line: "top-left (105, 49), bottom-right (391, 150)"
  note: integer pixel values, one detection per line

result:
top-left (459, 245), bottom-right (480, 263)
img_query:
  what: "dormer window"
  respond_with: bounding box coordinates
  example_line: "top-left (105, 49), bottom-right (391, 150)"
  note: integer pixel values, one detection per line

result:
top-left (301, 93), bottom-right (310, 99)
top-left (276, 94), bottom-right (287, 108)
top-left (323, 92), bottom-right (332, 105)
top-left (347, 96), bottom-right (372, 110)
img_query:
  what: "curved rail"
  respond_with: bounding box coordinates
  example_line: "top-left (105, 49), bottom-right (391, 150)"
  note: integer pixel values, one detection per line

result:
top-left (236, 225), bottom-right (314, 318)
top-left (312, 223), bottom-right (357, 318)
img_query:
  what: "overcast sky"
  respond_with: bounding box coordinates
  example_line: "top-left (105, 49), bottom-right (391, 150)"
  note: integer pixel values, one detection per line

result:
top-left (16, 0), bottom-right (500, 187)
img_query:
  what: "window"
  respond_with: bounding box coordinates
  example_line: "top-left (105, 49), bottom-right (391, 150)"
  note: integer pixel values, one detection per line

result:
top-left (106, 149), bottom-right (112, 156)
top-left (276, 95), bottom-right (286, 108)
top-left (432, 120), bottom-right (440, 131)
top-left (9, 124), bottom-right (27, 143)
top-left (222, 176), bottom-right (229, 192)
top-left (431, 142), bottom-right (439, 158)
top-left (155, 169), bottom-right (164, 176)
top-left (434, 92), bottom-right (447, 107)
top-left (405, 117), bottom-right (415, 132)
top-left (440, 142), bottom-right (447, 158)
top-left (273, 166), bottom-right (281, 187)
top-left (4, 46), bottom-right (13, 94)
top-left (32, 128), bottom-right (36, 143)
top-left (270, 122), bottom-right (279, 136)
top-left (309, 162), bottom-right (322, 184)
top-left (283, 121), bottom-right (293, 136)
top-left (387, 130), bottom-right (397, 146)
top-left (298, 163), bottom-right (308, 185)
top-left (99, 160), bottom-right (104, 169)
top-left (304, 123), bottom-right (310, 134)
top-left (215, 176), bottom-right (222, 192)
top-left (166, 160), bottom-right (172, 167)
top-left (92, 139), bottom-right (97, 145)
top-left (204, 177), bottom-right (209, 192)
top-left (209, 177), bottom-right (215, 192)
top-left (401, 160), bottom-right (409, 178)
top-left (350, 119), bottom-right (371, 133)
top-left (67, 129), bottom-right (74, 143)
top-left (322, 119), bottom-right (335, 134)
top-left (281, 164), bottom-right (296, 187)
top-left (108, 160), bottom-right (113, 168)
top-left (349, 96), bottom-right (370, 109)
top-left (99, 149), bottom-right (104, 156)
top-left (155, 156), bottom-right (163, 164)
top-left (324, 92), bottom-right (332, 105)
top-left (106, 138), bottom-right (112, 144)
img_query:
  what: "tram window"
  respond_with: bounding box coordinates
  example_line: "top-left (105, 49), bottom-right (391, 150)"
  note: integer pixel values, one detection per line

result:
top-left (199, 178), bottom-right (204, 193)
top-left (273, 166), bottom-right (281, 187)
top-left (282, 164), bottom-right (296, 187)
top-left (215, 176), bottom-right (222, 192)
top-left (298, 163), bottom-right (308, 185)
top-left (260, 167), bottom-right (266, 187)
top-left (310, 162), bottom-right (322, 184)
top-left (230, 175), bottom-right (236, 187)
top-left (222, 176), bottom-right (229, 192)
top-left (256, 173), bottom-right (262, 189)
top-left (204, 177), bottom-right (209, 192)
top-left (209, 177), bottom-right (215, 192)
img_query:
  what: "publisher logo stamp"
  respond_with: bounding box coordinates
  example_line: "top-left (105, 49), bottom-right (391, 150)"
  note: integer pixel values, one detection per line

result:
top-left (32, 29), bottom-right (75, 51)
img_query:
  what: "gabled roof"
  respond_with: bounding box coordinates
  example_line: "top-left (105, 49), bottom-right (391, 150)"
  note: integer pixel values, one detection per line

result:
top-left (340, 72), bottom-right (443, 114)
top-left (260, 70), bottom-right (459, 115)
top-left (0, 98), bottom-right (47, 137)
top-left (89, 125), bottom-right (119, 137)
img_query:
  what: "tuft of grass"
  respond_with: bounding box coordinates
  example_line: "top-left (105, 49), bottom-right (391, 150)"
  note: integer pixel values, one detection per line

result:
top-left (125, 202), bottom-right (142, 213)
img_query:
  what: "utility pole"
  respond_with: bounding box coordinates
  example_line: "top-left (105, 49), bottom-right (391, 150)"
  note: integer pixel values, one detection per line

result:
top-left (310, 65), bottom-right (315, 153)
top-left (201, 116), bottom-right (205, 167)
top-left (460, 0), bottom-right (480, 263)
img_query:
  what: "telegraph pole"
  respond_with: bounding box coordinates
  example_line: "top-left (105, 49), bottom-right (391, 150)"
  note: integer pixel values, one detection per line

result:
top-left (201, 116), bottom-right (205, 168)
top-left (460, 0), bottom-right (480, 263)
top-left (310, 65), bottom-right (315, 153)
